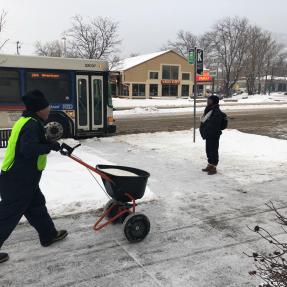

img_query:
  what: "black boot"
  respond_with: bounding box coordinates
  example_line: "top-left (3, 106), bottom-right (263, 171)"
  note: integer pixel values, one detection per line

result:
top-left (41, 230), bottom-right (68, 247)
top-left (0, 253), bottom-right (9, 263)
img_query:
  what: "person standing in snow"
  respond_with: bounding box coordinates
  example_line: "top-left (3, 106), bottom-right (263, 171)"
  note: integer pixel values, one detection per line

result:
top-left (0, 90), bottom-right (68, 263)
top-left (200, 95), bottom-right (228, 175)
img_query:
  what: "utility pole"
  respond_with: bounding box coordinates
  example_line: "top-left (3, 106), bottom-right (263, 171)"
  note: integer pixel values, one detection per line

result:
top-left (62, 37), bottom-right (67, 57)
top-left (16, 41), bottom-right (21, 55)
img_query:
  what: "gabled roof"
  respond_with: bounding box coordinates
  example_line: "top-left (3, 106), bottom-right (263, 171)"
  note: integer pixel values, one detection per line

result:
top-left (113, 50), bottom-right (173, 71)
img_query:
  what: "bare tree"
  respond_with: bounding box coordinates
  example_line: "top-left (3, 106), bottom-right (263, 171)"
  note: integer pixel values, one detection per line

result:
top-left (164, 30), bottom-right (198, 57)
top-left (247, 202), bottom-right (287, 286)
top-left (0, 10), bottom-right (8, 51)
top-left (164, 30), bottom-right (214, 68)
top-left (205, 17), bottom-right (250, 97)
top-left (242, 27), bottom-right (276, 95)
top-left (35, 40), bottom-right (64, 57)
top-left (66, 15), bottom-right (121, 61)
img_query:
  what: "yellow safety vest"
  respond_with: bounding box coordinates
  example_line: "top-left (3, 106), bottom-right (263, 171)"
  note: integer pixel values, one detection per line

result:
top-left (1, 117), bottom-right (47, 172)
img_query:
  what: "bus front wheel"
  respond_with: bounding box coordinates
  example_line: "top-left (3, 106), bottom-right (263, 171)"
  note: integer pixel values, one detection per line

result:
top-left (46, 115), bottom-right (71, 141)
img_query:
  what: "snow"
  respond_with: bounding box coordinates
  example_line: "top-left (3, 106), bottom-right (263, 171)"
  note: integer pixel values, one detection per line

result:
top-left (2, 129), bottom-right (287, 286)
top-left (232, 92), bottom-right (287, 103)
top-left (114, 103), bottom-right (287, 118)
top-left (0, 139), bottom-right (155, 217)
top-left (113, 93), bottom-right (287, 117)
top-left (103, 129), bottom-right (287, 186)
top-left (113, 50), bottom-right (170, 71)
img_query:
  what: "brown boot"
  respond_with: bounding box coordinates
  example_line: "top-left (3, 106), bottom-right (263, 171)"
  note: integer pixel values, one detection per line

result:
top-left (202, 164), bottom-right (212, 172)
top-left (208, 165), bottom-right (217, 175)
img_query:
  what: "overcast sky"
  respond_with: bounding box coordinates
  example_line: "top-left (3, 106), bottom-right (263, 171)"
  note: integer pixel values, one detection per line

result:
top-left (1, 0), bottom-right (287, 57)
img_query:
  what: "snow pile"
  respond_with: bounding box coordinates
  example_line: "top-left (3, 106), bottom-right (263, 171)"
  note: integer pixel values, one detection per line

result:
top-left (113, 93), bottom-right (287, 111)
top-left (233, 92), bottom-right (287, 103)
top-left (0, 141), bottom-right (155, 217)
top-left (113, 97), bottom-right (193, 109)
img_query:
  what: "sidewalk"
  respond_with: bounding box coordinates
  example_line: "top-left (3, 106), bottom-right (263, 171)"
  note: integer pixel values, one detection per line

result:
top-left (2, 130), bottom-right (287, 286)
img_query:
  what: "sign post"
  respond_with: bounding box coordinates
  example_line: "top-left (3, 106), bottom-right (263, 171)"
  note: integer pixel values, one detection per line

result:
top-left (193, 48), bottom-right (197, 143)
top-left (189, 47), bottom-right (204, 143)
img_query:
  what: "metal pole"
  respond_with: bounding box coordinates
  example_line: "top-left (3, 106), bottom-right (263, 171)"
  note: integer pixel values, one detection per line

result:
top-left (193, 47), bottom-right (197, 143)
top-left (16, 41), bottom-right (20, 55)
top-left (212, 77), bottom-right (215, 94)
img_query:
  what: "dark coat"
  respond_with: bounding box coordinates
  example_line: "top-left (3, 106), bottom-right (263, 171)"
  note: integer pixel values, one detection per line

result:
top-left (200, 105), bottom-right (225, 140)
top-left (1, 111), bottom-right (52, 186)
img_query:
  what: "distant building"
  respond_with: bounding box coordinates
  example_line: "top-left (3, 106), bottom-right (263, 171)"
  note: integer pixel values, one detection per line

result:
top-left (111, 50), bottom-right (204, 99)
top-left (237, 76), bottom-right (287, 93)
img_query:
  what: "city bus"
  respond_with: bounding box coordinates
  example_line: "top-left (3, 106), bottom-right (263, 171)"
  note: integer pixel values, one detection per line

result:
top-left (0, 54), bottom-right (116, 141)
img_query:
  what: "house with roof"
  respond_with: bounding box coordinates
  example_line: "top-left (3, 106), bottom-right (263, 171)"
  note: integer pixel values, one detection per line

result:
top-left (111, 50), bottom-right (195, 99)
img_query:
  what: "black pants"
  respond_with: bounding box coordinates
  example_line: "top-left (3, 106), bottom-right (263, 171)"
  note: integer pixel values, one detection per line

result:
top-left (206, 137), bottom-right (220, 166)
top-left (0, 176), bottom-right (57, 248)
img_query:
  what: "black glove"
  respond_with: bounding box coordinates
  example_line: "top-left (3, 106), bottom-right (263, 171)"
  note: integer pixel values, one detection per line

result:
top-left (49, 141), bottom-right (61, 152)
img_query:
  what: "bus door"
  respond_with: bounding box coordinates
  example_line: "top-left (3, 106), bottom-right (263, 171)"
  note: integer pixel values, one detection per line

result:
top-left (76, 75), bottom-right (104, 132)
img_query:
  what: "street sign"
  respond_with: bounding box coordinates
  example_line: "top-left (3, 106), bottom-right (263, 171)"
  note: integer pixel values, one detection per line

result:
top-left (209, 70), bottom-right (217, 77)
top-left (188, 49), bottom-right (195, 64)
top-left (196, 49), bottom-right (204, 75)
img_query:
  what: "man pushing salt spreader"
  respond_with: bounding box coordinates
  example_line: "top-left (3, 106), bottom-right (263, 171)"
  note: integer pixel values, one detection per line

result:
top-left (0, 90), bottom-right (68, 263)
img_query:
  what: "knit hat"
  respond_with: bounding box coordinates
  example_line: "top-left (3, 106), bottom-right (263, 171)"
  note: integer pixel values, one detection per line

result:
top-left (22, 90), bottom-right (49, 112)
top-left (208, 95), bottom-right (219, 105)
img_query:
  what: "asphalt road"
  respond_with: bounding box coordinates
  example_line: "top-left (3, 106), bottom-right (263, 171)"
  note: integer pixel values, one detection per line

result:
top-left (115, 108), bottom-right (287, 140)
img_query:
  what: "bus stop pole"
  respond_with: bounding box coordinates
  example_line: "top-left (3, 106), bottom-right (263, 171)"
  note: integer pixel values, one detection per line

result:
top-left (193, 47), bottom-right (197, 143)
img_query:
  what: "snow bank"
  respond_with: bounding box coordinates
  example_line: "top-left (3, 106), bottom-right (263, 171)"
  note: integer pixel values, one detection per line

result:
top-left (233, 92), bottom-right (287, 103)
top-left (112, 93), bottom-right (287, 117)
top-left (0, 140), bottom-right (155, 217)
top-left (114, 103), bottom-right (287, 118)
top-left (113, 93), bottom-right (287, 111)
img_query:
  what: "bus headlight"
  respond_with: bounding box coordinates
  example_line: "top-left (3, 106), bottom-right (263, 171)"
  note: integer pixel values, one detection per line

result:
top-left (64, 110), bottom-right (75, 119)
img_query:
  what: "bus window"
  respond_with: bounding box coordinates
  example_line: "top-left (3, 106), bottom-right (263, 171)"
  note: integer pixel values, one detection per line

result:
top-left (108, 83), bottom-right (113, 107)
top-left (26, 71), bottom-right (70, 103)
top-left (0, 69), bottom-right (21, 103)
top-left (92, 77), bottom-right (103, 126)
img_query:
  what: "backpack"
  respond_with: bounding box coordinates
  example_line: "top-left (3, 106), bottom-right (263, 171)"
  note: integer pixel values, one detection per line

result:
top-left (220, 112), bottom-right (228, 130)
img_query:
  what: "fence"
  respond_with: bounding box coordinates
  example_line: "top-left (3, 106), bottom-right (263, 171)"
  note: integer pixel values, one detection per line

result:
top-left (0, 129), bottom-right (11, 148)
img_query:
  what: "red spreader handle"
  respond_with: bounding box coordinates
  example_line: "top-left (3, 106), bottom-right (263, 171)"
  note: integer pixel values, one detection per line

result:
top-left (69, 154), bottom-right (113, 183)
top-left (60, 143), bottom-right (113, 184)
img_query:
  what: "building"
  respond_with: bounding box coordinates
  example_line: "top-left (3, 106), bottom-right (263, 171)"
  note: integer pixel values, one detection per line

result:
top-left (111, 50), bottom-right (196, 99)
top-left (237, 76), bottom-right (287, 94)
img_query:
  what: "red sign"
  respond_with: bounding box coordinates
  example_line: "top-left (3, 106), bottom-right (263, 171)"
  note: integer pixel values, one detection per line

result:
top-left (161, 80), bottom-right (180, 85)
top-left (196, 71), bottom-right (213, 82)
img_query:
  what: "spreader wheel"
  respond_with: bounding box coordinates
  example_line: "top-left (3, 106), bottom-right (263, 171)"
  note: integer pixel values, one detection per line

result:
top-left (104, 199), bottom-right (122, 223)
top-left (123, 213), bottom-right (150, 243)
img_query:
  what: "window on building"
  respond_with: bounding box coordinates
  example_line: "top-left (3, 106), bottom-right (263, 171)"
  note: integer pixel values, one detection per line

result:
top-left (162, 65), bottom-right (179, 80)
top-left (149, 72), bottom-right (158, 79)
top-left (26, 71), bottom-right (70, 103)
top-left (182, 85), bottom-right (189, 97)
top-left (119, 84), bottom-right (129, 97)
top-left (150, 84), bottom-right (158, 97)
top-left (0, 69), bottom-right (21, 103)
top-left (162, 84), bottom-right (178, 97)
top-left (132, 84), bottom-right (145, 97)
top-left (182, 73), bottom-right (190, 80)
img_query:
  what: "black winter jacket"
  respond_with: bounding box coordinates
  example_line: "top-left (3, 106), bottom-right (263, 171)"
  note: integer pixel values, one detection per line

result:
top-left (200, 105), bottom-right (225, 140)
top-left (1, 111), bottom-right (52, 186)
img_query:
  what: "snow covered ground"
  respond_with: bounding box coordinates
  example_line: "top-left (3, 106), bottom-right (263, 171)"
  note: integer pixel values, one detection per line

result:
top-left (113, 93), bottom-right (287, 117)
top-left (1, 129), bottom-right (287, 286)
top-left (113, 92), bottom-right (287, 109)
